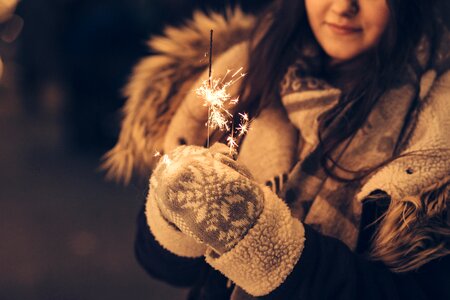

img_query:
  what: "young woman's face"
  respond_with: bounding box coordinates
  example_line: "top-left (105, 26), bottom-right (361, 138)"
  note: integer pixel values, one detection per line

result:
top-left (305, 0), bottom-right (390, 63)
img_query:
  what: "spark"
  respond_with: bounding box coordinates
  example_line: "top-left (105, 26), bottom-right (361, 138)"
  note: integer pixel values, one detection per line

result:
top-left (237, 113), bottom-right (250, 137)
top-left (154, 151), bottom-right (171, 166)
top-left (230, 96), bottom-right (239, 105)
top-left (231, 67), bottom-right (244, 78)
top-left (239, 112), bottom-right (249, 121)
top-left (209, 108), bottom-right (230, 131)
top-left (195, 67), bottom-right (250, 153)
top-left (226, 135), bottom-right (238, 154)
top-left (195, 69), bottom-right (245, 132)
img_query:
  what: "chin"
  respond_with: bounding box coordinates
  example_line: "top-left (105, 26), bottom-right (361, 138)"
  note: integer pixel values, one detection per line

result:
top-left (324, 47), bottom-right (363, 63)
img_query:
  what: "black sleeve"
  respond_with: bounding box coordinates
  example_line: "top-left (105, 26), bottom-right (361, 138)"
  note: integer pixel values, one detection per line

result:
top-left (262, 225), bottom-right (450, 300)
top-left (134, 207), bottom-right (209, 287)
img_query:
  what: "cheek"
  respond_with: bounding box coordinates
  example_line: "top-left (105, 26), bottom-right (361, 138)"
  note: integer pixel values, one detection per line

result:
top-left (362, 5), bottom-right (390, 47)
top-left (305, 0), bottom-right (391, 62)
top-left (305, 0), bottom-right (327, 30)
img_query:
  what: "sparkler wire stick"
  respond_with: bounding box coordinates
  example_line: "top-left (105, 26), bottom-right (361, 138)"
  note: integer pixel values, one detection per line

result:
top-left (229, 120), bottom-right (235, 154)
top-left (209, 29), bottom-right (213, 87)
top-left (207, 29), bottom-right (213, 148)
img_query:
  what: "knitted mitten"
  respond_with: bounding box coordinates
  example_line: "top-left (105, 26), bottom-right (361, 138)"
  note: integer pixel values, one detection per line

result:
top-left (151, 143), bottom-right (264, 255)
top-left (146, 183), bottom-right (207, 258)
top-left (145, 145), bottom-right (232, 257)
top-left (149, 143), bottom-right (306, 296)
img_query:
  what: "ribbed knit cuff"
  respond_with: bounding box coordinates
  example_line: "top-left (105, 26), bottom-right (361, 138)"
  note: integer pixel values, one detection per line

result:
top-left (146, 187), bottom-right (207, 258)
top-left (205, 186), bottom-right (305, 296)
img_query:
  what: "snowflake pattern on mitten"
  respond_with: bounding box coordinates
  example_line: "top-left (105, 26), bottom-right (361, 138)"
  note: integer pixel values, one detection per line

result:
top-left (151, 144), bottom-right (264, 255)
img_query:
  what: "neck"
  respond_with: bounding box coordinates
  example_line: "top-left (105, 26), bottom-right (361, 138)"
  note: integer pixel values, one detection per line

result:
top-left (324, 54), bottom-right (370, 92)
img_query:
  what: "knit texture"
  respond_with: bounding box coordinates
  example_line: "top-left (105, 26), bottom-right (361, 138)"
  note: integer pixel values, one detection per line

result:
top-left (237, 103), bottom-right (298, 189)
top-left (146, 184), bottom-right (207, 257)
top-left (278, 53), bottom-right (419, 250)
top-left (150, 144), bottom-right (264, 255)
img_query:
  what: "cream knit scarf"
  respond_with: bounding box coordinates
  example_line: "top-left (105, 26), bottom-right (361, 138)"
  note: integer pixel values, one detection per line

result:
top-left (238, 53), bottom-right (420, 250)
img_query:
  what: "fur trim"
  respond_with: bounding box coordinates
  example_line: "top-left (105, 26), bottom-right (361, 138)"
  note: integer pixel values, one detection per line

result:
top-left (205, 186), bottom-right (305, 296)
top-left (357, 69), bottom-right (450, 271)
top-left (146, 181), bottom-right (207, 258)
top-left (102, 8), bottom-right (256, 184)
top-left (370, 176), bottom-right (450, 272)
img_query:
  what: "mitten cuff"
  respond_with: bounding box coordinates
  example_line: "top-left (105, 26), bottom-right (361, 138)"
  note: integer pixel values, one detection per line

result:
top-left (205, 186), bottom-right (305, 296)
top-left (146, 187), bottom-right (207, 258)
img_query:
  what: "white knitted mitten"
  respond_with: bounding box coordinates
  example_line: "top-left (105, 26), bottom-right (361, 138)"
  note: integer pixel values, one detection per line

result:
top-left (146, 184), bottom-right (207, 258)
top-left (151, 143), bottom-right (264, 255)
top-left (149, 143), bottom-right (306, 296)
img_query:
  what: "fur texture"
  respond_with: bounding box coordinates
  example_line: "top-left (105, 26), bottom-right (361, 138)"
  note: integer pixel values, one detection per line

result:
top-left (206, 186), bottom-right (305, 297)
top-left (357, 68), bottom-right (450, 271)
top-left (102, 9), bottom-right (255, 184)
top-left (370, 176), bottom-right (450, 272)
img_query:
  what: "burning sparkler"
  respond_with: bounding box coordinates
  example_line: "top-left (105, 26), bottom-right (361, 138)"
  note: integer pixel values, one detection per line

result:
top-left (196, 29), bottom-right (249, 153)
top-left (195, 68), bottom-right (246, 132)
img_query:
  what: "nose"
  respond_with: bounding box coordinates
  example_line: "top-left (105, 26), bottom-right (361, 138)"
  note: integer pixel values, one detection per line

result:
top-left (331, 0), bottom-right (359, 18)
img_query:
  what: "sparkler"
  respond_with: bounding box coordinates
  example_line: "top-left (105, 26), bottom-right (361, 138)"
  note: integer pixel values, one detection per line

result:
top-left (196, 29), bottom-right (249, 153)
top-left (153, 30), bottom-right (250, 168)
top-left (195, 68), bottom-right (246, 132)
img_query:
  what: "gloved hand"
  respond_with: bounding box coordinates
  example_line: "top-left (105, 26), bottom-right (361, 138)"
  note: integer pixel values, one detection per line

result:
top-left (148, 143), bottom-right (305, 296)
top-left (150, 143), bottom-right (264, 255)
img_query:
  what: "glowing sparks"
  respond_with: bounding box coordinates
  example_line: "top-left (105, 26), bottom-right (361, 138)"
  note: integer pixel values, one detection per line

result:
top-left (237, 113), bottom-right (249, 137)
top-left (195, 69), bottom-right (245, 132)
top-left (194, 30), bottom-right (251, 153)
top-left (209, 109), bottom-right (230, 131)
top-left (227, 135), bottom-right (238, 154)
top-left (239, 112), bottom-right (249, 122)
top-left (195, 67), bottom-right (250, 152)
top-left (232, 67), bottom-right (244, 78)
top-left (154, 151), bottom-right (171, 166)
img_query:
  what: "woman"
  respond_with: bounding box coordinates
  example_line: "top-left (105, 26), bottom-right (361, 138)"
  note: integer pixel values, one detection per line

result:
top-left (103, 0), bottom-right (450, 299)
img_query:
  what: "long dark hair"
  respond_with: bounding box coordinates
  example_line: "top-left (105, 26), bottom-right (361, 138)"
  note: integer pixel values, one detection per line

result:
top-left (239, 0), bottom-right (439, 181)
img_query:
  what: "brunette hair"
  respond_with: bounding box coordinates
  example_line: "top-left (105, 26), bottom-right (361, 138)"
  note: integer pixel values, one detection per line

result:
top-left (239, 0), bottom-right (439, 181)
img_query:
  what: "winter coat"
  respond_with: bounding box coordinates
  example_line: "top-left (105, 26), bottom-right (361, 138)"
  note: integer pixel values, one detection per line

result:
top-left (104, 9), bottom-right (450, 300)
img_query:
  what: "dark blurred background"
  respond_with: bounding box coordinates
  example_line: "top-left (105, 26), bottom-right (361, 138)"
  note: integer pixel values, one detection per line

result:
top-left (0, 1), bottom-right (271, 299)
top-left (0, 0), bottom-right (449, 299)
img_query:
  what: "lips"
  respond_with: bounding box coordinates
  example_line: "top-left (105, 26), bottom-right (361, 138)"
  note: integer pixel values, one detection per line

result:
top-left (326, 22), bottom-right (362, 35)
